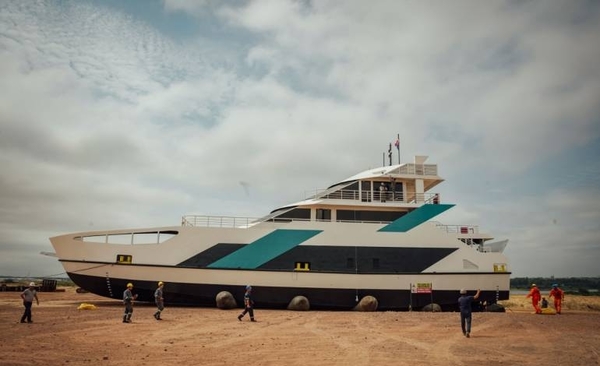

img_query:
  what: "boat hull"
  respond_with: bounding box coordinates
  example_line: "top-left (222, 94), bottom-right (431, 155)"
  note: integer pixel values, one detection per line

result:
top-left (62, 260), bottom-right (509, 311)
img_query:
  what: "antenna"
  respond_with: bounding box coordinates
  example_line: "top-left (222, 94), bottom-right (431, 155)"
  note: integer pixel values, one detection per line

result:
top-left (395, 134), bottom-right (400, 164)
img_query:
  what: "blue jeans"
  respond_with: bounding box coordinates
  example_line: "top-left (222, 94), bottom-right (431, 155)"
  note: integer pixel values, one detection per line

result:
top-left (21, 301), bottom-right (33, 322)
top-left (460, 312), bottom-right (472, 334)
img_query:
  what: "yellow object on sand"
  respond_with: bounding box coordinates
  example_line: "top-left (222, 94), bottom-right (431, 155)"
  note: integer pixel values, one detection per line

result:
top-left (541, 308), bottom-right (556, 315)
top-left (77, 303), bottom-right (97, 310)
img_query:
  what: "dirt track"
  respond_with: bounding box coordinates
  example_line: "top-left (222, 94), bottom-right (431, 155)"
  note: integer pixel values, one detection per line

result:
top-left (1, 289), bottom-right (599, 366)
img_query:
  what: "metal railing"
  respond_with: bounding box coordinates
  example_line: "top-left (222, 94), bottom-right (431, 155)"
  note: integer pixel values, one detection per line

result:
top-left (181, 215), bottom-right (394, 228)
top-left (304, 189), bottom-right (439, 204)
top-left (181, 215), bottom-right (259, 228)
top-left (397, 164), bottom-right (438, 176)
top-left (434, 223), bottom-right (480, 234)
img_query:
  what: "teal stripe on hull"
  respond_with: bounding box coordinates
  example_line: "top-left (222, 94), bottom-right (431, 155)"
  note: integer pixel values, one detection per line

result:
top-left (207, 229), bottom-right (322, 269)
top-left (378, 204), bottom-right (455, 232)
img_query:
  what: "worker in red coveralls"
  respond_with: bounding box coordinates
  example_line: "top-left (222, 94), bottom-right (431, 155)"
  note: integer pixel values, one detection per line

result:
top-left (526, 284), bottom-right (542, 314)
top-left (548, 284), bottom-right (564, 314)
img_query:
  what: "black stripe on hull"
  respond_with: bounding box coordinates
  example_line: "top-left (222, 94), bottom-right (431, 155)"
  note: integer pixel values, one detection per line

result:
top-left (178, 244), bottom-right (458, 273)
top-left (68, 272), bottom-right (509, 311)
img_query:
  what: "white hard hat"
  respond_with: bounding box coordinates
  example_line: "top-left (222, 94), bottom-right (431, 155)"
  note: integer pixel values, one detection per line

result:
top-left (29, 282), bottom-right (36, 287)
top-left (460, 289), bottom-right (467, 294)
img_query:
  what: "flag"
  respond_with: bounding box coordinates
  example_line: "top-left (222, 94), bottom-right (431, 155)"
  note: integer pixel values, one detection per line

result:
top-left (394, 138), bottom-right (399, 149)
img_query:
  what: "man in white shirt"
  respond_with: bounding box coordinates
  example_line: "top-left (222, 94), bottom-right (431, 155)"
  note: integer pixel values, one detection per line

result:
top-left (20, 282), bottom-right (39, 323)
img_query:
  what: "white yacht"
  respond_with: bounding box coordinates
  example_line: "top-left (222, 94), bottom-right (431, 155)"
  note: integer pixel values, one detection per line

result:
top-left (50, 155), bottom-right (510, 310)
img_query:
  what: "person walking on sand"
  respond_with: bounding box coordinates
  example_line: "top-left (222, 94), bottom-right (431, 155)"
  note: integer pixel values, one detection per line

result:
top-left (20, 282), bottom-right (39, 323)
top-left (549, 284), bottom-right (564, 315)
top-left (122, 283), bottom-right (138, 323)
top-left (526, 284), bottom-right (542, 314)
top-left (237, 285), bottom-right (256, 322)
top-left (458, 288), bottom-right (480, 338)
top-left (153, 281), bottom-right (165, 320)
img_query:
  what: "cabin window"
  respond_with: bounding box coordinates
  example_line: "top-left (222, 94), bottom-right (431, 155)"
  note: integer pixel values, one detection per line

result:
top-left (390, 180), bottom-right (403, 201)
top-left (346, 182), bottom-right (359, 190)
top-left (361, 181), bottom-right (372, 202)
top-left (346, 258), bottom-right (355, 268)
top-left (372, 258), bottom-right (380, 269)
top-left (77, 231), bottom-right (177, 245)
top-left (316, 209), bottom-right (331, 221)
top-left (337, 210), bottom-right (406, 223)
top-left (275, 208), bottom-right (310, 220)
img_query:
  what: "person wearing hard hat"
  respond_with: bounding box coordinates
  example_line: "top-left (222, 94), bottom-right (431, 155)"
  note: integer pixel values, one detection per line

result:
top-left (548, 284), bottom-right (565, 314)
top-left (20, 282), bottom-right (39, 323)
top-left (458, 288), bottom-right (480, 338)
top-left (122, 283), bottom-right (138, 323)
top-left (237, 285), bottom-right (256, 322)
top-left (526, 284), bottom-right (542, 314)
top-left (153, 281), bottom-right (165, 320)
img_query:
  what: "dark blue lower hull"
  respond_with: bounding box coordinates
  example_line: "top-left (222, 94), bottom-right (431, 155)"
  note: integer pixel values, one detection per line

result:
top-left (68, 272), bottom-right (509, 311)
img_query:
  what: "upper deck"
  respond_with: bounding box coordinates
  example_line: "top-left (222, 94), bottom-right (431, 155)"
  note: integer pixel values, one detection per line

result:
top-left (275, 156), bottom-right (443, 215)
top-left (184, 155), bottom-right (453, 228)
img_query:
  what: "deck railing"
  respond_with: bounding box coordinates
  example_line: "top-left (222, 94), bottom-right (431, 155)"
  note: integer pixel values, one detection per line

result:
top-left (181, 215), bottom-right (260, 228)
top-left (397, 163), bottom-right (438, 176)
top-left (434, 223), bottom-right (480, 234)
top-left (181, 215), bottom-right (394, 228)
top-left (181, 216), bottom-right (482, 232)
top-left (305, 189), bottom-right (439, 204)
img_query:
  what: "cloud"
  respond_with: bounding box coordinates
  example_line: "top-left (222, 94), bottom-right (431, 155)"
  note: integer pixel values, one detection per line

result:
top-left (218, 1), bottom-right (600, 174)
top-left (0, 0), bottom-right (599, 278)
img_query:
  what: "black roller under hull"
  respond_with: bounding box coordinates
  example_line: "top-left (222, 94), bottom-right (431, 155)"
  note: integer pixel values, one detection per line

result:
top-left (68, 272), bottom-right (509, 312)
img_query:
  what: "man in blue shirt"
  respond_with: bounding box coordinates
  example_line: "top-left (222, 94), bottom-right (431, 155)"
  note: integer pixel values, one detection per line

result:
top-left (458, 288), bottom-right (480, 338)
top-left (237, 285), bottom-right (256, 322)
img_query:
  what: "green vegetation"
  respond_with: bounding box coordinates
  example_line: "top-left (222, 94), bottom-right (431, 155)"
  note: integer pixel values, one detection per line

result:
top-left (55, 278), bottom-right (75, 287)
top-left (511, 277), bottom-right (600, 295)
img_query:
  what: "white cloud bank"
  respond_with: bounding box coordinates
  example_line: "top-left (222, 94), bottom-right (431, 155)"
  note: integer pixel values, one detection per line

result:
top-left (0, 0), bottom-right (599, 277)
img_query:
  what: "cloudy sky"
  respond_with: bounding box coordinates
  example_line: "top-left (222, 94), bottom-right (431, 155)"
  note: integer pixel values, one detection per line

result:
top-left (1, 0), bottom-right (599, 279)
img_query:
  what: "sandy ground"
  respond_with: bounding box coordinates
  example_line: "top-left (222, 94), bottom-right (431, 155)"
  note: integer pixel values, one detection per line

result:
top-left (1, 288), bottom-right (600, 366)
